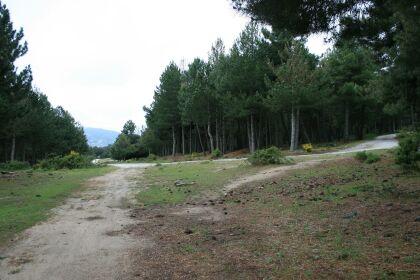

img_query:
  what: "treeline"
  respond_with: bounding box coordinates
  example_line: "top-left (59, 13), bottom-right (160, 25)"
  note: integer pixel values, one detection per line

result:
top-left (0, 2), bottom-right (88, 163)
top-left (137, 8), bottom-right (417, 157)
top-left (111, 0), bottom-right (419, 159)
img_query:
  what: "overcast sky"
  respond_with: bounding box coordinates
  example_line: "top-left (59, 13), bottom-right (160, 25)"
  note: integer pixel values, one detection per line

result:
top-left (5, 0), bottom-right (329, 132)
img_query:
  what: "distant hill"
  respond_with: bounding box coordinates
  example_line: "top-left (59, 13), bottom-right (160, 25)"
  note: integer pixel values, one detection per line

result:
top-left (84, 127), bottom-right (119, 147)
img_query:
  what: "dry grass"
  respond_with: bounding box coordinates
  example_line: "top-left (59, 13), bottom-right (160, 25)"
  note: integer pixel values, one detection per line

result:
top-left (129, 153), bottom-right (419, 279)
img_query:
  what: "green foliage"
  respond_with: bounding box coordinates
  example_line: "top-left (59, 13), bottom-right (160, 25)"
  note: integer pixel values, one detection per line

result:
top-left (355, 151), bottom-right (368, 162)
top-left (134, 2), bottom-right (415, 157)
top-left (396, 130), bottom-right (420, 169)
top-left (302, 143), bottom-right (313, 153)
top-left (355, 151), bottom-right (380, 164)
top-left (211, 148), bottom-right (222, 159)
top-left (122, 120), bottom-right (136, 135)
top-left (0, 3), bottom-right (88, 163)
top-left (365, 153), bottom-right (381, 164)
top-left (89, 145), bottom-right (112, 159)
top-left (0, 167), bottom-right (111, 245)
top-left (110, 126), bottom-right (148, 161)
top-left (248, 146), bottom-right (290, 165)
top-left (37, 151), bottom-right (93, 170)
top-left (138, 161), bottom-right (258, 206)
top-left (148, 153), bottom-right (158, 161)
top-left (364, 133), bottom-right (377, 140)
top-left (231, 0), bottom-right (357, 36)
top-left (0, 160), bottom-right (30, 171)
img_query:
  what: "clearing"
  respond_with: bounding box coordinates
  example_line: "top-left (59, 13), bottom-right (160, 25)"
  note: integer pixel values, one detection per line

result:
top-left (1, 136), bottom-right (418, 279)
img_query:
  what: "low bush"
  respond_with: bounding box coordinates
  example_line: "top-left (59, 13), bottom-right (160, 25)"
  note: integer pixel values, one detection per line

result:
top-left (38, 151), bottom-right (93, 170)
top-left (211, 148), bottom-right (222, 159)
top-left (365, 153), bottom-right (381, 164)
top-left (148, 153), bottom-right (158, 161)
top-left (355, 151), bottom-right (380, 164)
top-left (364, 133), bottom-right (378, 140)
top-left (248, 146), bottom-right (290, 165)
top-left (0, 160), bottom-right (31, 171)
top-left (396, 130), bottom-right (420, 169)
top-left (302, 143), bottom-right (313, 153)
top-left (355, 151), bottom-right (368, 162)
top-left (191, 152), bottom-right (204, 158)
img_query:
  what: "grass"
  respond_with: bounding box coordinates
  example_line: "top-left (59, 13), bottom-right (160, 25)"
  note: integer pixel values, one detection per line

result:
top-left (0, 167), bottom-right (112, 246)
top-left (130, 151), bottom-right (420, 279)
top-left (136, 160), bottom-right (259, 206)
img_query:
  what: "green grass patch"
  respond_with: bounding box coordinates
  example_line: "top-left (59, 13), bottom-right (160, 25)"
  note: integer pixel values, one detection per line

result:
top-left (0, 167), bottom-right (112, 245)
top-left (137, 161), bottom-right (259, 206)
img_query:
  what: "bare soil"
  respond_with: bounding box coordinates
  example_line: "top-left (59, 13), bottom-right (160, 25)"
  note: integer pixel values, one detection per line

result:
top-left (128, 156), bottom-right (419, 279)
top-left (0, 168), bottom-right (153, 280)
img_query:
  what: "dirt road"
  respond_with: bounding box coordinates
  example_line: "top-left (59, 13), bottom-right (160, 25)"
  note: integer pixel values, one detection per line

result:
top-left (0, 168), bottom-right (152, 280)
top-left (0, 135), bottom-right (399, 279)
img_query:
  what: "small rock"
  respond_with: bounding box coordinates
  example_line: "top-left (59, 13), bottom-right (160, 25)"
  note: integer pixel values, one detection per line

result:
top-left (342, 211), bottom-right (358, 219)
top-left (184, 229), bottom-right (193, 234)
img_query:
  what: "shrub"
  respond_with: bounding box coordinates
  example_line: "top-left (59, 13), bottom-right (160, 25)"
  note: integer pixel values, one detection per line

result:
top-left (396, 130), bottom-right (420, 169)
top-left (364, 133), bottom-right (377, 140)
top-left (365, 153), bottom-right (380, 164)
top-left (148, 153), bottom-right (158, 161)
top-left (0, 160), bottom-right (30, 171)
top-left (355, 151), bottom-right (380, 164)
top-left (191, 152), bottom-right (203, 158)
top-left (302, 143), bottom-right (313, 153)
top-left (248, 146), bottom-right (290, 165)
top-left (211, 148), bottom-right (222, 159)
top-left (355, 151), bottom-right (368, 162)
top-left (38, 151), bottom-right (93, 170)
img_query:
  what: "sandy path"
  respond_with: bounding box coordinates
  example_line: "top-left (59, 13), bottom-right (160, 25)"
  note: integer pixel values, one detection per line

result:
top-left (0, 135), bottom-right (398, 279)
top-left (222, 159), bottom-right (326, 194)
top-left (111, 134), bottom-right (398, 169)
top-left (0, 168), bottom-right (152, 280)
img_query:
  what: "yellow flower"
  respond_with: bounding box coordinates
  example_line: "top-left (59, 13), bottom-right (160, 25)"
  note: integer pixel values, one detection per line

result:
top-left (302, 143), bottom-right (313, 153)
top-left (69, 150), bottom-right (80, 156)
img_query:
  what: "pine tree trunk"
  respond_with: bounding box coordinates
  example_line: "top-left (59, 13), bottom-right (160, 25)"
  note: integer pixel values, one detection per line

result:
top-left (250, 114), bottom-right (255, 153)
top-left (172, 126), bottom-right (176, 157)
top-left (207, 119), bottom-right (214, 153)
top-left (222, 118), bottom-right (226, 153)
top-left (411, 104), bottom-right (415, 126)
top-left (294, 108), bottom-right (300, 149)
top-left (290, 108), bottom-right (296, 151)
top-left (181, 126), bottom-right (185, 155)
top-left (189, 123), bottom-right (192, 154)
top-left (246, 119), bottom-right (251, 152)
top-left (215, 117), bottom-right (219, 150)
top-left (344, 103), bottom-right (350, 141)
top-left (11, 133), bottom-right (16, 161)
top-left (196, 124), bottom-right (205, 154)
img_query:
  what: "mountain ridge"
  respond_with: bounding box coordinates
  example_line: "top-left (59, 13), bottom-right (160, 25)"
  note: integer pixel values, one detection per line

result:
top-left (84, 127), bottom-right (119, 147)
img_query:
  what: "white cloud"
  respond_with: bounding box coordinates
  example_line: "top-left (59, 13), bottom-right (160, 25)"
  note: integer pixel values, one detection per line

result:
top-left (5, 0), bottom-right (328, 131)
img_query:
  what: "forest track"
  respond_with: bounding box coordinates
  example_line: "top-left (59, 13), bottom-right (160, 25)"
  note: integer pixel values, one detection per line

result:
top-left (0, 135), bottom-right (398, 279)
top-left (0, 168), bottom-right (152, 280)
top-left (110, 134), bottom-right (398, 169)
